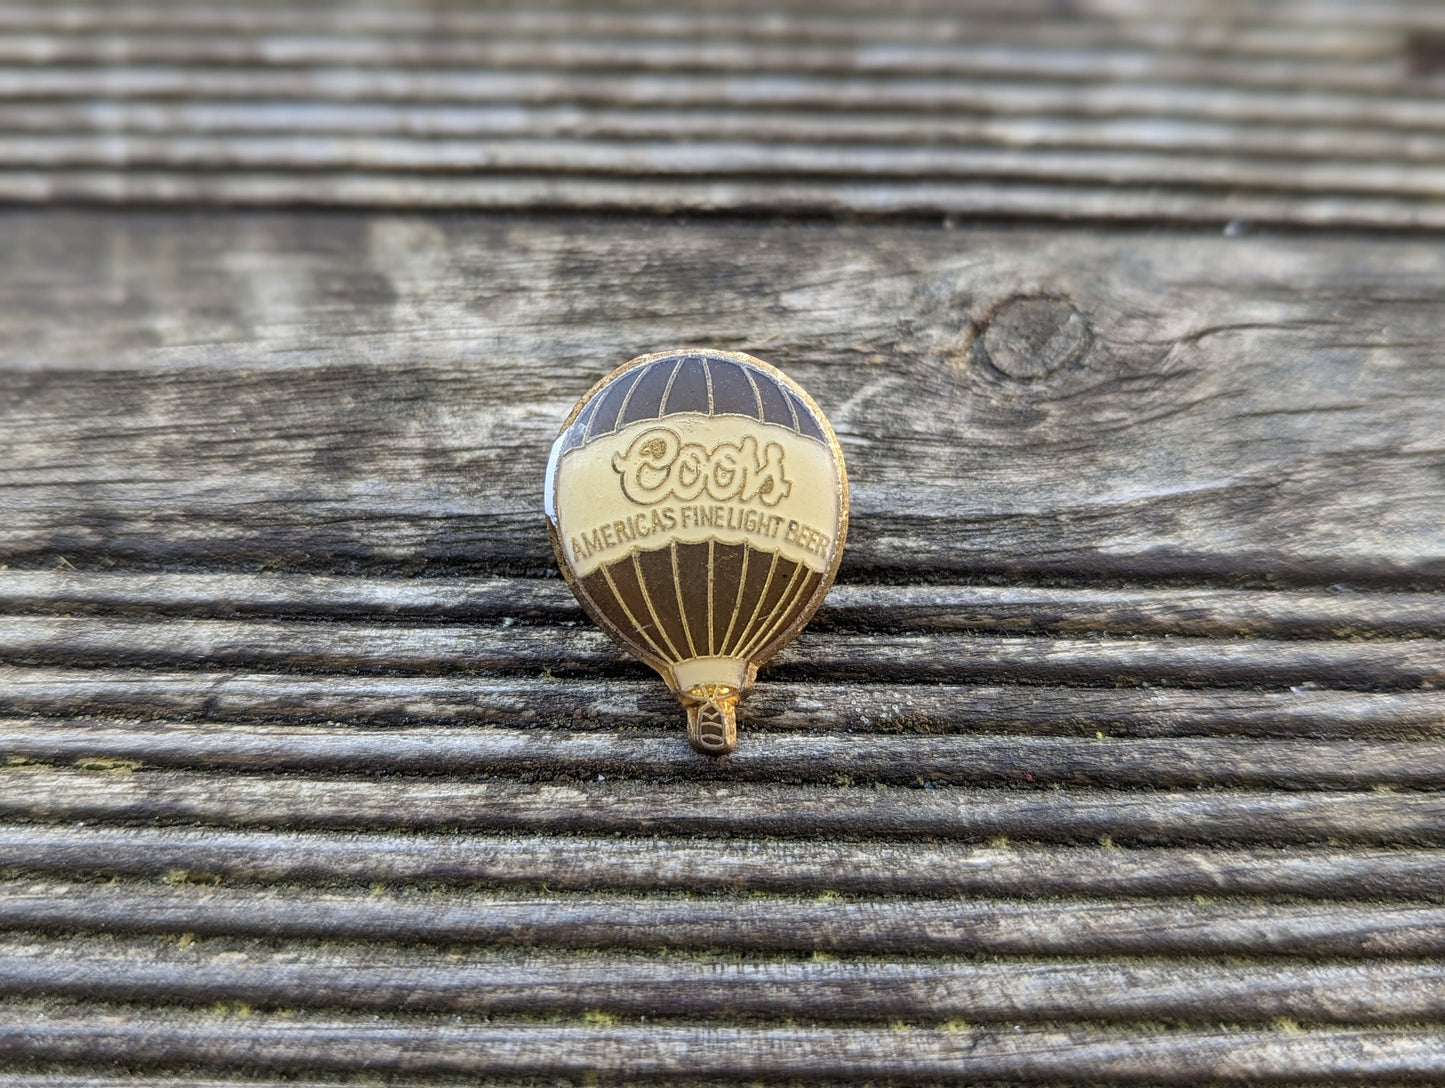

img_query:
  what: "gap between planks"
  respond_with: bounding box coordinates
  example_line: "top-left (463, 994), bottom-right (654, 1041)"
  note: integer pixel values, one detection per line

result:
top-left (19, 171), bottom-right (1445, 229)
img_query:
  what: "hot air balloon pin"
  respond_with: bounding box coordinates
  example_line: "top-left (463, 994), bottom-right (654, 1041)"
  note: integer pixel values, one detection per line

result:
top-left (545, 349), bottom-right (848, 756)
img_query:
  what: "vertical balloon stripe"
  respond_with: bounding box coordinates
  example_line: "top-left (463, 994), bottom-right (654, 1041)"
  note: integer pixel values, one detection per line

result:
top-left (718, 545), bottom-right (750, 656)
top-left (668, 540), bottom-right (699, 659)
top-left (746, 567), bottom-right (823, 664)
top-left (731, 546), bottom-right (784, 658)
top-left (727, 550), bottom-right (778, 659)
top-left (709, 357), bottom-right (759, 418)
top-left (570, 392), bottom-right (604, 449)
top-left (630, 551), bottom-right (683, 664)
top-left (751, 370), bottom-right (794, 430)
top-left (655, 357), bottom-right (685, 421)
top-left (661, 355), bottom-right (708, 417)
top-left (739, 560), bottom-right (810, 662)
top-left (617, 359), bottom-right (671, 429)
top-left (611, 366), bottom-right (646, 432)
top-left (736, 562), bottom-right (809, 663)
top-left (734, 562), bottom-right (800, 662)
top-left (593, 563), bottom-right (669, 665)
top-left (739, 365), bottom-right (767, 419)
top-left (708, 543), bottom-right (745, 655)
top-left (781, 388), bottom-right (800, 431)
top-left (706, 539), bottom-right (716, 657)
top-left (790, 392), bottom-right (827, 443)
top-left (679, 540), bottom-right (717, 662)
top-left (581, 366), bottom-right (634, 443)
top-left (642, 546), bottom-right (700, 665)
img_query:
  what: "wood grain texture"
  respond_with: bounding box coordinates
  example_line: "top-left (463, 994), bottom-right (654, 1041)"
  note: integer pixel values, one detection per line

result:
top-left (2, 617), bottom-right (1440, 689)
top-left (3, 215), bottom-right (1445, 584)
top-left (6, 937), bottom-right (1445, 1024)
top-left (5, 3), bottom-right (1445, 1081)
top-left (6, 766), bottom-right (1445, 842)
top-left (1, 2), bottom-right (1445, 223)
top-left (9, 882), bottom-right (1445, 957)
top-left (5, 669), bottom-right (1441, 738)
top-left (4, 571), bottom-right (1442, 637)
top-left (5, 824), bottom-right (1445, 898)
top-left (2, 1011), bottom-right (1443, 1082)
top-left (23, 173), bottom-right (1445, 228)
top-left (7, 725), bottom-right (1445, 793)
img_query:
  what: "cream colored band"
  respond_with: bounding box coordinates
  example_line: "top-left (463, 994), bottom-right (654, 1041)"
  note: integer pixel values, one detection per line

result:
top-left (669, 656), bottom-right (752, 693)
top-left (554, 413), bottom-right (842, 579)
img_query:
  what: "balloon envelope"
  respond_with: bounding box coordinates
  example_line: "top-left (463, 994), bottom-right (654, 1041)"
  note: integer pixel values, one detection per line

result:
top-left (546, 349), bottom-right (848, 754)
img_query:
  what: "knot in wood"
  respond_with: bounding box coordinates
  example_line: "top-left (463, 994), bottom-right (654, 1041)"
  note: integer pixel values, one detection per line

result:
top-left (979, 296), bottom-right (1092, 381)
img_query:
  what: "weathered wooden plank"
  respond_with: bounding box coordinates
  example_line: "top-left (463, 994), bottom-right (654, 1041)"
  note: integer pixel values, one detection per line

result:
top-left (5, 938), bottom-right (1445, 1024)
top-left (0, 1013), bottom-right (1441, 1082)
top-left (5, 669), bottom-right (1440, 738)
top-left (0, 0), bottom-right (1437, 235)
top-left (17, 171), bottom-right (1445, 227)
top-left (0, 1081), bottom-right (344, 1088)
top-left (2, 617), bottom-right (1438, 688)
top-left (6, 723), bottom-right (1445, 792)
top-left (1, 4), bottom-right (1442, 1083)
top-left (0, 1081), bottom-right (385, 1088)
top-left (6, 571), bottom-right (1441, 639)
top-left (0, 11), bottom-right (1404, 57)
top-left (8, 882), bottom-right (1445, 957)
top-left (23, 138), bottom-right (1445, 203)
top-left (11, 104), bottom-right (1445, 167)
top-left (4, 825), bottom-right (1444, 898)
top-left (0, 37), bottom-right (1413, 92)
top-left (0, 572), bottom-right (578, 622)
top-left (3, 215), bottom-right (1442, 582)
top-left (6, 66), bottom-right (1445, 124)
top-left (0, 2), bottom-right (1416, 47)
top-left (3, 767), bottom-right (1440, 843)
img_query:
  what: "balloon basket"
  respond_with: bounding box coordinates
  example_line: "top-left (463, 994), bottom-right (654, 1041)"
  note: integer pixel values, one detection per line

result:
top-left (681, 683), bottom-right (740, 756)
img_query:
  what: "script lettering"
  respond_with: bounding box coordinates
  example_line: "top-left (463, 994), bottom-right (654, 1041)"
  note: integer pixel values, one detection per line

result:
top-left (612, 426), bottom-right (792, 507)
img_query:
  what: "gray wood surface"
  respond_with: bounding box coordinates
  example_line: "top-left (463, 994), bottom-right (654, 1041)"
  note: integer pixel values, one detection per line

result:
top-left (3, 2), bottom-right (1445, 1084)
top-left (2, 1012), bottom-right (1444, 1082)
top-left (8, 881), bottom-right (1445, 956)
top-left (6, 1), bottom-right (1445, 224)
top-left (4, 214), bottom-right (1445, 583)
top-left (7, 937), bottom-right (1445, 1023)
